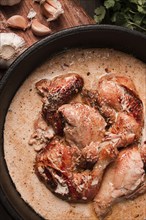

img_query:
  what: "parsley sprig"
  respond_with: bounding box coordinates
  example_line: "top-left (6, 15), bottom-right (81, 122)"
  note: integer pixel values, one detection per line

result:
top-left (94, 0), bottom-right (146, 32)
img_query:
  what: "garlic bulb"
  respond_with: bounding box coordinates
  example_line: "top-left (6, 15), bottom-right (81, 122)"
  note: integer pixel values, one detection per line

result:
top-left (0, 0), bottom-right (21, 6)
top-left (0, 33), bottom-right (27, 69)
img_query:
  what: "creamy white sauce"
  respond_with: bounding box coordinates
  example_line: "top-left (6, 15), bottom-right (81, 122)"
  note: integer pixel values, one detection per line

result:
top-left (4, 48), bottom-right (146, 220)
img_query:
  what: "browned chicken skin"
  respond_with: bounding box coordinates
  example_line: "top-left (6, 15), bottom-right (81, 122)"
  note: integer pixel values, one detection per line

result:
top-left (35, 138), bottom-right (118, 202)
top-left (33, 73), bottom-right (145, 216)
top-left (93, 146), bottom-right (145, 219)
top-left (58, 103), bottom-right (106, 148)
top-left (35, 73), bottom-right (84, 135)
top-left (35, 96), bottom-right (119, 202)
top-left (82, 74), bottom-right (144, 147)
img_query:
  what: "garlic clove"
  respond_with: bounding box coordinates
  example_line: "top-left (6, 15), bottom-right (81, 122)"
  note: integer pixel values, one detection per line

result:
top-left (31, 19), bottom-right (51, 37)
top-left (0, 33), bottom-right (27, 69)
top-left (0, 0), bottom-right (21, 6)
top-left (41, 0), bottom-right (64, 21)
top-left (7, 15), bottom-right (28, 31)
top-left (41, 2), bottom-right (57, 19)
top-left (46, 0), bottom-right (62, 10)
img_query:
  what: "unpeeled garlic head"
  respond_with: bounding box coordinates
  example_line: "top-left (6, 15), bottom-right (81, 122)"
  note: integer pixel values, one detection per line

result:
top-left (0, 0), bottom-right (21, 6)
top-left (0, 33), bottom-right (27, 69)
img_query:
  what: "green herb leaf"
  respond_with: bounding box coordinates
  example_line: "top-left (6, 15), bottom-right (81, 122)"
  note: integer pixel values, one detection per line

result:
top-left (104, 0), bottom-right (116, 9)
top-left (133, 13), bottom-right (144, 25)
top-left (113, 2), bottom-right (121, 11)
top-left (94, 0), bottom-right (146, 33)
top-left (115, 12), bottom-right (128, 25)
top-left (138, 0), bottom-right (146, 6)
top-left (130, 0), bottom-right (139, 4)
top-left (137, 5), bottom-right (146, 14)
top-left (142, 18), bottom-right (146, 24)
top-left (94, 6), bottom-right (106, 23)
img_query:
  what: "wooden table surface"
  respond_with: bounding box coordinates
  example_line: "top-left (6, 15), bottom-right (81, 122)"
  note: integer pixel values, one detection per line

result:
top-left (0, 0), bottom-right (99, 220)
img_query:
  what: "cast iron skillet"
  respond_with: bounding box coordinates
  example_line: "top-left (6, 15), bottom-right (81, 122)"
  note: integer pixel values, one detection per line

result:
top-left (0, 25), bottom-right (146, 220)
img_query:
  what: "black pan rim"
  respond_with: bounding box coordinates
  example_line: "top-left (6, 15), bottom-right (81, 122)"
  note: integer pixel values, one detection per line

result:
top-left (1, 24), bottom-right (146, 92)
top-left (0, 24), bottom-right (146, 220)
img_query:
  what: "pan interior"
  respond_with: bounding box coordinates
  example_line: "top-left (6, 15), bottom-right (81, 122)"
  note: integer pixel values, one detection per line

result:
top-left (4, 47), bottom-right (146, 220)
top-left (0, 25), bottom-right (146, 220)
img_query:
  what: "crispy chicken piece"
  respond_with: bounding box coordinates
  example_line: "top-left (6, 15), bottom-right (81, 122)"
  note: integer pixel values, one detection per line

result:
top-left (34, 72), bottom-right (145, 211)
top-left (58, 103), bottom-right (106, 148)
top-left (82, 74), bottom-right (144, 147)
top-left (93, 146), bottom-right (145, 219)
top-left (35, 138), bottom-right (118, 202)
top-left (35, 73), bottom-right (84, 135)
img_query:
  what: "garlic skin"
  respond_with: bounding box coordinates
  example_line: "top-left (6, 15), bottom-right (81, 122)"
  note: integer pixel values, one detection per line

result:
top-left (0, 0), bottom-right (21, 6)
top-left (27, 8), bottom-right (37, 20)
top-left (41, 0), bottom-right (64, 21)
top-left (0, 33), bottom-right (27, 69)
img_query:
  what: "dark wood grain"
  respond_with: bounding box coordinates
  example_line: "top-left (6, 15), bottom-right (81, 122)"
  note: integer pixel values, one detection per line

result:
top-left (0, 0), bottom-right (95, 46)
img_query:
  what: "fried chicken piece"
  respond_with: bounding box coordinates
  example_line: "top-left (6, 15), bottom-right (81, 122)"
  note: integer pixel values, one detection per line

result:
top-left (82, 74), bottom-right (144, 147)
top-left (35, 73), bottom-right (84, 135)
top-left (94, 146), bottom-right (145, 219)
top-left (35, 138), bottom-right (118, 202)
